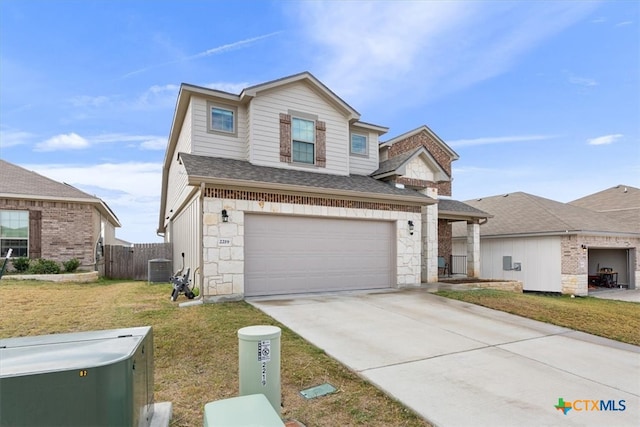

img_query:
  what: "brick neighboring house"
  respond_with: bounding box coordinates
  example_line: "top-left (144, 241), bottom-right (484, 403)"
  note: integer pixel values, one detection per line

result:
top-left (0, 159), bottom-right (121, 269)
top-left (158, 72), bottom-right (489, 299)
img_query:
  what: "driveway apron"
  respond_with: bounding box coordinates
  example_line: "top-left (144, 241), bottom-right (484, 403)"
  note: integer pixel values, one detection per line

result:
top-left (249, 289), bottom-right (640, 427)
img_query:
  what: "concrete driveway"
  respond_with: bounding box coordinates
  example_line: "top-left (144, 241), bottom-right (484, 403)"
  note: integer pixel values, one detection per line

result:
top-left (249, 288), bottom-right (640, 427)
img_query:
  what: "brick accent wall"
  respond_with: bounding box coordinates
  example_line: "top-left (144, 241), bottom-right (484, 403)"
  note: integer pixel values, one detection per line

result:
top-left (279, 113), bottom-right (291, 163)
top-left (387, 130), bottom-right (453, 196)
top-left (1, 198), bottom-right (98, 266)
top-left (315, 120), bottom-right (326, 167)
top-left (438, 219), bottom-right (452, 259)
top-left (396, 177), bottom-right (434, 189)
top-left (560, 234), bottom-right (640, 295)
top-left (204, 187), bottom-right (422, 213)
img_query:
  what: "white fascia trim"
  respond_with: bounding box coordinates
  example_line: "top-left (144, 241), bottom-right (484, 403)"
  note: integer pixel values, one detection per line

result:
top-left (351, 121), bottom-right (389, 135)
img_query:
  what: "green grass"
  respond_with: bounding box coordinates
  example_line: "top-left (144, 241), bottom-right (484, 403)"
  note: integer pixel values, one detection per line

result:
top-left (436, 289), bottom-right (640, 346)
top-left (0, 280), bottom-right (430, 427)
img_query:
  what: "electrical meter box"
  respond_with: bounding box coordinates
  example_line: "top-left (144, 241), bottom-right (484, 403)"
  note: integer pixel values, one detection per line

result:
top-left (0, 326), bottom-right (154, 427)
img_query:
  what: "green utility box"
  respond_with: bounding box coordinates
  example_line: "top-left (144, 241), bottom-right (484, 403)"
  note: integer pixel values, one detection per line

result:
top-left (203, 394), bottom-right (284, 427)
top-left (238, 325), bottom-right (281, 414)
top-left (0, 326), bottom-right (154, 427)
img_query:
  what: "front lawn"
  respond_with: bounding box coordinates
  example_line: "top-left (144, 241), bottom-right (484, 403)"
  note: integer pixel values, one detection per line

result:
top-left (436, 289), bottom-right (640, 346)
top-left (0, 280), bottom-right (429, 427)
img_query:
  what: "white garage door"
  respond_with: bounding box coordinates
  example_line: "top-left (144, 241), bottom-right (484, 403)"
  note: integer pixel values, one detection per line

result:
top-left (245, 214), bottom-right (395, 296)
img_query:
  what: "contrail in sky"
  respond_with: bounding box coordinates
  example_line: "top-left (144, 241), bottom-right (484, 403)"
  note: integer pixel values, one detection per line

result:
top-left (123, 31), bottom-right (282, 78)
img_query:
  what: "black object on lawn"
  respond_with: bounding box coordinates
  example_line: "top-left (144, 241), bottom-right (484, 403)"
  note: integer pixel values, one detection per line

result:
top-left (0, 248), bottom-right (12, 279)
top-left (170, 252), bottom-right (198, 301)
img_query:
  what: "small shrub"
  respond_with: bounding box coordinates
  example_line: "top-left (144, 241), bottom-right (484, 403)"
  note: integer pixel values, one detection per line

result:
top-left (28, 259), bottom-right (61, 274)
top-left (63, 258), bottom-right (80, 273)
top-left (12, 257), bottom-right (30, 273)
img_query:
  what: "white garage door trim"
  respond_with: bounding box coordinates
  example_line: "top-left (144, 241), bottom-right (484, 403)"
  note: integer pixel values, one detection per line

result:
top-left (245, 214), bottom-right (395, 296)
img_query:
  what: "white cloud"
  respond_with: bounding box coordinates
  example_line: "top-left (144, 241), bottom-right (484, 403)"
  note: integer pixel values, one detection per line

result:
top-left (0, 128), bottom-right (35, 148)
top-left (69, 95), bottom-right (112, 108)
top-left (32, 132), bottom-right (168, 152)
top-left (448, 134), bottom-right (557, 148)
top-left (35, 133), bottom-right (90, 152)
top-left (615, 21), bottom-right (633, 27)
top-left (139, 137), bottom-right (167, 150)
top-left (568, 75), bottom-right (598, 87)
top-left (294, 1), bottom-right (599, 106)
top-left (587, 134), bottom-right (623, 145)
top-left (133, 84), bottom-right (180, 110)
top-left (23, 162), bottom-right (163, 242)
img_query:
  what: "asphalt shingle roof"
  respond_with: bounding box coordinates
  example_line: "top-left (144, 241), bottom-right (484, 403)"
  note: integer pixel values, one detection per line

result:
top-left (179, 153), bottom-right (434, 202)
top-left (455, 191), bottom-right (638, 236)
top-left (371, 148), bottom-right (420, 176)
top-left (0, 159), bottom-right (97, 200)
top-left (438, 198), bottom-right (491, 218)
top-left (569, 184), bottom-right (640, 231)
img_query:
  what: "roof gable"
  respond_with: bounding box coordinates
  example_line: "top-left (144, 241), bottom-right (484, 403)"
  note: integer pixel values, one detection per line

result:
top-left (570, 184), bottom-right (640, 211)
top-left (1, 159), bottom-right (97, 200)
top-left (462, 192), bottom-right (637, 236)
top-left (241, 72), bottom-right (360, 121)
top-left (0, 160), bottom-right (121, 227)
top-left (569, 184), bottom-right (640, 233)
top-left (380, 125), bottom-right (459, 161)
top-left (371, 146), bottom-right (449, 182)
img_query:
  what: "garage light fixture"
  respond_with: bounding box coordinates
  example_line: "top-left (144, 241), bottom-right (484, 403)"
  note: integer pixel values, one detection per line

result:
top-left (581, 244), bottom-right (587, 253)
top-left (221, 209), bottom-right (229, 223)
top-left (408, 220), bottom-right (414, 235)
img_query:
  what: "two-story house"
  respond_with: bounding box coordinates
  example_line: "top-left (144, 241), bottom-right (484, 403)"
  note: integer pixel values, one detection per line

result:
top-left (158, 72), bottom-right (488, 299)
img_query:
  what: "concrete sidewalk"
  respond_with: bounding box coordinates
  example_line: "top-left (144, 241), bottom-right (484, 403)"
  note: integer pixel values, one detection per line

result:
top-left (249, 288), bottom-right (640, 427)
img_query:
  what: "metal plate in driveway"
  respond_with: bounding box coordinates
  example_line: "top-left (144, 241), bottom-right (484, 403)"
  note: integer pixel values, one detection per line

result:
top-left (300, 383), bottom-right (337, 399)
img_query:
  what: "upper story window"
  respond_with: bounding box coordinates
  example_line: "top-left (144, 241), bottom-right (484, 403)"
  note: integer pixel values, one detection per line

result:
top-left (207, 102), bottom-right (237, 136)
top-left (0, 210), bottom-right (28, 257)
top-left (292, 117), bottom-right (315, 164)
top-left (350, 133), bottom-right (368, 156)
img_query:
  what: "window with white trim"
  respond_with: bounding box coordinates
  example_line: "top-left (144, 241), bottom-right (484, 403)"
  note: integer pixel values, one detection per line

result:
top-left (0, 210), bottom-right (28, 257)
top-left (292, 117), bottom-right (315, 164)
top-left (207, 102), bottom-right (237, 135)
top-left (350, 132), bottom-right (368, 156)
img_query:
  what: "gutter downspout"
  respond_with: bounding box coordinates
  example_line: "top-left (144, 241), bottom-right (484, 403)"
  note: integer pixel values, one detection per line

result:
top-left (199, 182), bottom-right (205, 299)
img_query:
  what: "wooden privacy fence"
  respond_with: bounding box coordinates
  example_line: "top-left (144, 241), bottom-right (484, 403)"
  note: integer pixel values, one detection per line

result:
top-left (103, 243), bottom-right (172, 280)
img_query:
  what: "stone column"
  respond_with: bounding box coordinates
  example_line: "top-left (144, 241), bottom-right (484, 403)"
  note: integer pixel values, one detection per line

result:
top-left (421, 188), bottom-right (438, 283)
top-left (467, 221), bottom-right (480, 278)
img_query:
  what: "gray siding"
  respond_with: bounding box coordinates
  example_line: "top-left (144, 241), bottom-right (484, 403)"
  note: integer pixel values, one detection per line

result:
top-left (248, 82), bottom-right (350, 176)
top-left (171, 193), bottom-right (200, 284)
top-left (478, 236), bottom-right (562, 292)
top-left (165, 102), bottom-right (193, 228)
top-left (191, 97), bottom-right (248, 160)
top-left (349, 128), bottom-right (380, 175)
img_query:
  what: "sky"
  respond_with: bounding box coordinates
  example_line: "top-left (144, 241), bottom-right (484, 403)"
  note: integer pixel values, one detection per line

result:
top-left (1, 0), bottom-right (638, 243)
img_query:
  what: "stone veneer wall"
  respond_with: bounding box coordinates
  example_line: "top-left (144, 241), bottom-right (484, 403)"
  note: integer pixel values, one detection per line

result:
top-left (201, 188), bottom-right (424, 297)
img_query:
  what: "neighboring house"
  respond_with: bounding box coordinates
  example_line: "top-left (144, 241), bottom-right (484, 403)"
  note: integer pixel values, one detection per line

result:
top-left (452, 191), bottom-right (640, 295)
top-left (0, 159), bottom-right (121, 269)
top-left (569, 184), bottom-right (640, 231)
top-left (158, 72), bottom-right (488, 299)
